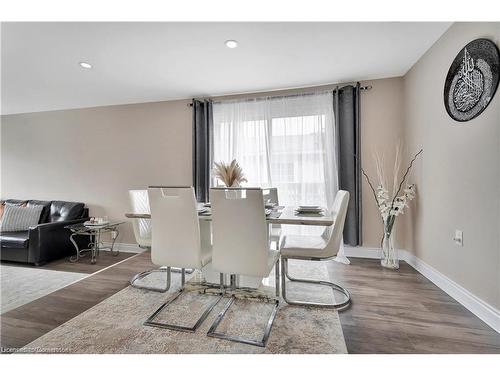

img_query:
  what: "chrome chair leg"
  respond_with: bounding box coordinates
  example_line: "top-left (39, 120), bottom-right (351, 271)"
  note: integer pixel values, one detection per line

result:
top-left (130, 267), bottom-right (172, 292)
top-left (144, 268), bottom-right (222, 333)
top-left (275, 258), bottom-right (280, 298)
top-left (207, 260), bottom-right (280, 347)
top-left (281, 257), bottom-right (351, 310)
top-left (129, 266), bottom-right (194, 292)
top-left (219, 273), bottom-right (224, 295)
top-left (173, 267), bottom-right (195, 274)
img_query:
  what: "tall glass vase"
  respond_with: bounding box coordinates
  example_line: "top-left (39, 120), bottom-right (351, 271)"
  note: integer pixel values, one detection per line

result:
top-left (381, 216), bottom-right (399, 269)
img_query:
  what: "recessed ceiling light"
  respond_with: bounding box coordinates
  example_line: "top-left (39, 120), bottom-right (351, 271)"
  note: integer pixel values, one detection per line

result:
top-left (79, 62), bottom-right (92, 69)
top-left (225, 40), bottom-right (238, 49)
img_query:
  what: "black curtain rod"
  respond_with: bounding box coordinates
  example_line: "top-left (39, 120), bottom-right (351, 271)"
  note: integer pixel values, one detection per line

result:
top-left (188, 84), bottom-right (372, 106)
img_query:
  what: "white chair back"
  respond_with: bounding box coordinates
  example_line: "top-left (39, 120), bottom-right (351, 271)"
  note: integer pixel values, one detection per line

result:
top-left (128, 190), bottom-right (151, 248)
top-left (322, 190), bottom-right (350, 258)
top-left (148, 187), bottom-right (202, 269)
top-left (262, 187), bottom-right (279, 205)
top-left (211, 188), bottom-right (270, 277)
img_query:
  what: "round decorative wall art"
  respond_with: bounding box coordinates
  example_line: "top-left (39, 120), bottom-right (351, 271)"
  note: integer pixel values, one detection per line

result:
top-left (444, 38), bottom-right (500, 122)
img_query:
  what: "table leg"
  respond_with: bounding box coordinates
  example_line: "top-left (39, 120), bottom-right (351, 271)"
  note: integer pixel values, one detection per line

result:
top-left (91, 230), bottom-right (100, 264)
top-left (69, 233), bottom-right (80, 262)
top-left (110, 228), bottom-right (120, 257)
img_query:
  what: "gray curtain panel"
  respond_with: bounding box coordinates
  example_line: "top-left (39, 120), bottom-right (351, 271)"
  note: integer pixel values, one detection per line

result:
top-left (334, 84), bottom-right (362, 246)
top-left (192, 99), bottom-right (213, 203)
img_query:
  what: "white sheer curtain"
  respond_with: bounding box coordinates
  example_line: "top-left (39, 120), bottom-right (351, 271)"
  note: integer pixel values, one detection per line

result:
top-left (212, 92), bottom-right (349, 261)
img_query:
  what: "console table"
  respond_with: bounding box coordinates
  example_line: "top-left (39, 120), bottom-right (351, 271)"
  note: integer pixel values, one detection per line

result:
top-left (65, 222), bottom-right (124, 264)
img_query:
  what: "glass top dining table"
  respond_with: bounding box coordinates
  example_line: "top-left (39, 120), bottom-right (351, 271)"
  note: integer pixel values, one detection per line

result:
top-left (125, 205), bottom-right (334, 226)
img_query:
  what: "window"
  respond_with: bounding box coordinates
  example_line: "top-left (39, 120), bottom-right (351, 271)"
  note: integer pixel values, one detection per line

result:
top-left (212, 92), bottom-right (338, 212)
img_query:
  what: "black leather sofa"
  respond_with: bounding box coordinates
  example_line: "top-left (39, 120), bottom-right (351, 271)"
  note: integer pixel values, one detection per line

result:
top-left (0, 199), bottom-right (89, 265)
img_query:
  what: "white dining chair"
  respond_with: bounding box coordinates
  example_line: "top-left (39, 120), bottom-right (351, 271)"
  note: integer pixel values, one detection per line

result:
top-left (142, 186), bottom-right (221, 332)
top-left (129, 189), bottom-right (194, 292)
top-left (280, 190), bottom-right (351, 309)
top-left (129, 190), bottom-right (152, 248)
top-left (207, 187), bottom-right (280, 347)
top-left (262, 187), bottom-right (282, 250)
top-left (127, 189), bottom-right (172, 293)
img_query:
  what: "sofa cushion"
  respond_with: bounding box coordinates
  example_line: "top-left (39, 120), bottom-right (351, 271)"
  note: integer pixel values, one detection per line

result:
top-left (0, 205), bottom-right (44, 232)
top-left (0, 231), bottom-right (30, 249)
top-left (1, 200), bottom-right (27, 222)
top-left (27, 200), bottom-right (52, 223)
top-left (49, 201), bottom-right (85, 222)
top-left (3, 199), bottom-right (27, 207)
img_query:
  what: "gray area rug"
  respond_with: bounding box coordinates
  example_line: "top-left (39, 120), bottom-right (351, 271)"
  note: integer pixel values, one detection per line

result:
top-left (1, 264), bottom-right (87, 314)
top-left (23, 259), bottom-right (347, 354)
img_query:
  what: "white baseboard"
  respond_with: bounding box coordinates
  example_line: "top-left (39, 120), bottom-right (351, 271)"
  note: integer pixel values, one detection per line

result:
top-left (101, 242), bottom-right (146, 254)
top-left (343, 246), bottom-right (382, 259)
top-left (344, 246), bottom-right (500, 334)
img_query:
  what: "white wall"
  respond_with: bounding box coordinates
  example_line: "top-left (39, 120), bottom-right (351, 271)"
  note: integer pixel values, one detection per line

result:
top-left (1, 100), bottom-right (192, 243)
top-left (359, 77), bottom-right (406, 248)
top-left (403, 22), bottom-right (500, 309)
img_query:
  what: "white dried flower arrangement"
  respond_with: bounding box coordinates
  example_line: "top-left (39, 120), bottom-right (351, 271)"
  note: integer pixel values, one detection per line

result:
top-left (213, 159), bottom-right (248, 187)
top-left (376, 184), bottom-right (416, 221)
top-left (362, 144), bottom-right (422, 242)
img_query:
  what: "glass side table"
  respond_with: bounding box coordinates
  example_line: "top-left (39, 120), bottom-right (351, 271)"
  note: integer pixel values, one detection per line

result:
top-left (65, 222), bottom-right (124, 264)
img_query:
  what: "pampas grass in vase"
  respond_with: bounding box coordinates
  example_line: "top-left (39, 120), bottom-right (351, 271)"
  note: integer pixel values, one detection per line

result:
top-left (213, 159), bottom-right (248, 187)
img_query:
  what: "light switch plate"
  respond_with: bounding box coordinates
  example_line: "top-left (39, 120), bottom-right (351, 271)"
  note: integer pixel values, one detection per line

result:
top-left (454, 230), bottom-right (463, 246)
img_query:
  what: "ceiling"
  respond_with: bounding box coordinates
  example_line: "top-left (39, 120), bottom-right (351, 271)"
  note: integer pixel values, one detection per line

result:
top-left (1, 22), bottom-right (451, 115)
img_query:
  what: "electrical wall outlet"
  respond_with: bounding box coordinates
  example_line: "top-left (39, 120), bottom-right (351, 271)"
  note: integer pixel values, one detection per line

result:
top-left (454, 230), bottom-right (463, 246)
top-left (111, 230), bottom-right (118, 240)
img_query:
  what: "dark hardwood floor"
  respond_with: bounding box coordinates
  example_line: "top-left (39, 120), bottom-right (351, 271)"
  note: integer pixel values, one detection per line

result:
top-left (1, 252), bottom-right (499, 353)
top-left (329, 258), bottom-right (500, 353)
top-left (1, 251), bottom-right (136, 274)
